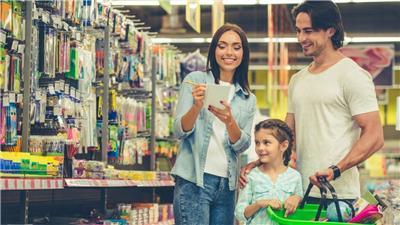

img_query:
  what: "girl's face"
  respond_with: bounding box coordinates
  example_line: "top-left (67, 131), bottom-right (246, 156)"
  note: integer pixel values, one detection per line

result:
top-left (215, 30), bottom-right (243, 74)
top-left (255, 128), bottom-right (288, 165)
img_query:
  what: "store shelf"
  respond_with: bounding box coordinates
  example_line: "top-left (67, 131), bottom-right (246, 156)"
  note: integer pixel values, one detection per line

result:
top-left (136, 180), bottom-right (175, 187)
top-left (64, 179), bottom-right (174, 188)
top-left (148, 219), bottom-right (175, 225)
top-left (0, 178), bottom-right (64, 190)
top-left (64, 179), bottom-right (137, 187)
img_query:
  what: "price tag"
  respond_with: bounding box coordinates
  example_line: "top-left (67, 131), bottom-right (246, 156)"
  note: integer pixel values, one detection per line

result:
top-left (55, 81), bottom-right (61, 92)
top-left (17, 44), bottom-right (25, 54)
top-left (60, 80), bottom-right (65, 92)
top-left (48, 84), bottom-right (56, 95)
top-left (33, 10), bottom-right (39, 20)
top-left (24, 180), bottom-right (32, 189)
top-left (9, 93), bottom-right (15, 103)
top-left (3, 94), bottom-right (9, 106)
top-left (54, 105), bottom-right (61, 116)
top-left (11, 41), bottom-right (18, 51)
top-left (71, 87), bottom-right (76, 98)
top-left (65, 83), bottom-right (70, 95)
top-left (34, 179), bottom-right (41, 189)
top-left (63, 22), bottom-right (69, 31)
top-left (51, 15), bottom-right (57, 26)
top-left (42, 12), bottom-right (50, 23)
top-left (76, 91), bottom-right (80, 100)
top-left (35, 90), bottom-right (41, 100)
top-left (0, 31), bottom-right (6, 44)
top-left (76, 32), bottom-right (81, 41)
top-left (17, 94), bottom-right (23, 103)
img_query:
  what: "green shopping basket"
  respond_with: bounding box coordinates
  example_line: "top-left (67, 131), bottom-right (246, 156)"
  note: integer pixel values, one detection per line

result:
top-left (266, 177), bottom-right (375, 225)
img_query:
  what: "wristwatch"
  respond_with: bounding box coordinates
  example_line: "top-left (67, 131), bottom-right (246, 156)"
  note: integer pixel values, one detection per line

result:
top-left (329, 165), bottom-right (341, 180)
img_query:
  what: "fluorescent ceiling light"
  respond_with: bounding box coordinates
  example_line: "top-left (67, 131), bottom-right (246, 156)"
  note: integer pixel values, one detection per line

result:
top-left (152, 36), bottom-right (400, 44)
top-left (107, 0), bottom-right (400, 6)
top-left (349, 37), bottom-right (400, 42)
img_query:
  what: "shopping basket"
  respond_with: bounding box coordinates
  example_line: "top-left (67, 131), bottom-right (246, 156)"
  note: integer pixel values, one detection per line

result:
top-left (266, 177), bottom-right (375, 225)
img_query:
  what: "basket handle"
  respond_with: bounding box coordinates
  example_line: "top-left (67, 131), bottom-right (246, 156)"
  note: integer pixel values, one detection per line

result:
top-left (299, 176), bottom-right (355, 222)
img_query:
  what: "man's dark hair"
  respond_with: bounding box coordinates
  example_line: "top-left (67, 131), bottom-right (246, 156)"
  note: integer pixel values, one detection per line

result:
top-left (292, 0), bottom-right (345, 49)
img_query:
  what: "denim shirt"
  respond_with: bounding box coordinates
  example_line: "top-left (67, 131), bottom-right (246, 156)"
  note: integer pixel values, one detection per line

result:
top-left (171, 71), bottom-right (257, 191)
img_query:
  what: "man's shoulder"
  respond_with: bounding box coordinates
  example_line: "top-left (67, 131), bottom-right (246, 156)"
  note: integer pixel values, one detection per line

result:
top-left (337, 58), bottom-right (373, 79)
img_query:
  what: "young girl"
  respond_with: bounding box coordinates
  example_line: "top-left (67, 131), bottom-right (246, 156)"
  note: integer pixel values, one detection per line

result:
top-left (235, 119), bottom-right (303, 225)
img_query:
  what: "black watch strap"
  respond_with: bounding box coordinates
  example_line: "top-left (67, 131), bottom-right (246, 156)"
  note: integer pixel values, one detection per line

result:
top-left (329, 165), bottom-right (341, 180)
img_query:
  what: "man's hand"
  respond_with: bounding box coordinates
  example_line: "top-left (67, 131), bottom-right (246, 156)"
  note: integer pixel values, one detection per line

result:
top-left (257, 199), bottom-right (282, 210)
top-left (309, 167), bottom-right (334, 187)
top-left (239, 160), bottom-right (258, 188)
top-left (284, 195), bottom-right (302, 217)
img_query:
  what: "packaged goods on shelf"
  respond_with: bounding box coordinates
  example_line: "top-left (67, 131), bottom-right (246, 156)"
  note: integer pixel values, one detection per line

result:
top-left (0, 151), bottom-right (63, 177)
top-left (114, 203), bottom-right (174, 225)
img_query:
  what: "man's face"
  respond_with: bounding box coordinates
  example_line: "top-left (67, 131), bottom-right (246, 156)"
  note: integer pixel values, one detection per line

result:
top-left (295, 12), bottom-right (334, 57)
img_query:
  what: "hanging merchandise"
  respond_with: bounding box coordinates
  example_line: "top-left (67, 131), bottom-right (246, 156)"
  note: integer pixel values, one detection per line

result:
top-left (108, 125), bottom-right (119, 157)
top-left (38, 22), bottom-right (56, 77)
top-left (11, 1), bottom-right (24, 41)
top-left (180, 49), bottom-right (206, 81)
top-left (120, 138), bottom-right (149, 165)
top-left (82, 0), bottom-right (93, 27)
top-left (0, 1), bottom-right (12, 31)
top-left (95, 38), bottom-right (104, 72)
top-left (80, 91), bottom-right (98, 149)
top-left (66, 127), bottom-right (80, 159)
top-left (9, 55), bottom-right (21, 92)
top-left (31, 22), bottom-right (40, 90)
top-left (112, 13), bottom-right (122, 35)
top-left (5, 101), bottom-right (17, 145)
top-left (0, 42), bottom-right (6, 90)
top-left (0, 98), bottom-right (5, 145)
top-left (109, 89), bottom-right (117, 122)
top-left (3, 54), bottom-right (10, 91)
top-left (57, 32), bottom-right (70, 73)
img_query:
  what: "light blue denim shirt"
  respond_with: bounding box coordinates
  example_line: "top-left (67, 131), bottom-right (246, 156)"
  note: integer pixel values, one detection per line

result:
top-left (171, 71), bottom-right (257, 191)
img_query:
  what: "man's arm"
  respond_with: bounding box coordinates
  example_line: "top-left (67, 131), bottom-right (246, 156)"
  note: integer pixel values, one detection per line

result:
top-left (285, 113), bottom-right (297, 168)
top-left (336, 111), bottom-right (384, 172)
top-left (285, 113), bottom-right (295, 134)
top-left (312, 111), bottom-right (384, 183)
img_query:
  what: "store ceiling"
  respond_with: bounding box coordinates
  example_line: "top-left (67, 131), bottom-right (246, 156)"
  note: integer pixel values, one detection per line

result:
top-left (120, 2), bottom-right (400, 65)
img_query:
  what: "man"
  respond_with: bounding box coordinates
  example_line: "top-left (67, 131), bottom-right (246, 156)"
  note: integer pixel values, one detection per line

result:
top-left (240, 0), bottom-right (384, 204)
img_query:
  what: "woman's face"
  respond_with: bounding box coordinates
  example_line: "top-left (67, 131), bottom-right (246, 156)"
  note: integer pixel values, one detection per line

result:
top-left (215, 30), bottom-right (243, 74)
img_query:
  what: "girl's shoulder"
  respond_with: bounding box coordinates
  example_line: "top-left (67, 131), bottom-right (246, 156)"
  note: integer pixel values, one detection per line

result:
top-left (286, 167), bottom-right (302, 179)
top-left (248, 167), bottom-right (267, 181)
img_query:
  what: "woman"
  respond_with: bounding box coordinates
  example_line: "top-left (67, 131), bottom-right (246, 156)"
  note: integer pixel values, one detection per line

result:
top-left (172, 23), bottom-right (257, 225)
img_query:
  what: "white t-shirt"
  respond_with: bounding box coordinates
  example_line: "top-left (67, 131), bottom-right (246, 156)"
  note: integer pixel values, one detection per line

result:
top-left (204, 81), bottom-right (235, 178)
top-left (288, 58), bottom-right (379, 199)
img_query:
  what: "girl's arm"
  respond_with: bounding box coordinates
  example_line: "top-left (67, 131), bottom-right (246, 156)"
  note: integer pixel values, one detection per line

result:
top-left (235, 177), bottom-right (253, 222)
top-left (245, 199), bottom-right (282, 218)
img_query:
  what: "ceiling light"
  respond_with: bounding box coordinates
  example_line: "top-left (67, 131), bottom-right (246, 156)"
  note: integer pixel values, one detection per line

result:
top-left (349, 37), bottom-right (400, 43)
top-left (152, 36), bottom-right (400, 44)
top-left (107, 0), bottom-right (400, 6)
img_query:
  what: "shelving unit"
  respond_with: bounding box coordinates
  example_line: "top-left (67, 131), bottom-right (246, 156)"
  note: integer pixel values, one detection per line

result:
top-left (1, 1), bottom-right (178, 224)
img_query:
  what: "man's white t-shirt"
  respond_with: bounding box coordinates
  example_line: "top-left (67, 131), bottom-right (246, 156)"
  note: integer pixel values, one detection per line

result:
top-left (288, 58), bottom-right (379, 199)
top-left (204, 81), bottom-right (235, 178)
